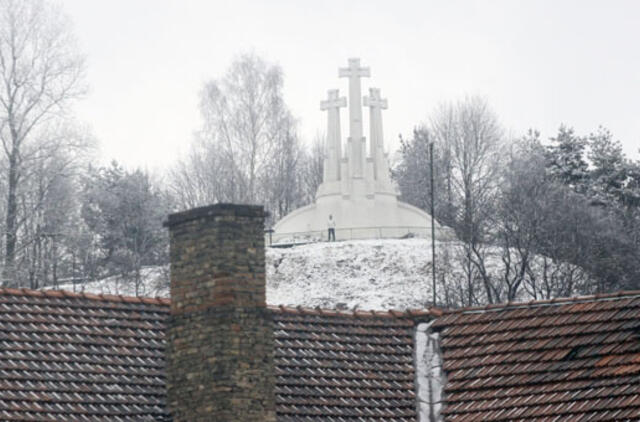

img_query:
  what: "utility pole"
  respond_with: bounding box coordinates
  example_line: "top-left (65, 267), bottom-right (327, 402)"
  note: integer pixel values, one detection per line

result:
top-left (430, 142), bottom-right (437, 307)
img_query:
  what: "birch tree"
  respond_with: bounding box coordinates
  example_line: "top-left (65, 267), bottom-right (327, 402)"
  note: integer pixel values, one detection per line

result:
top-left (0, 0), bottom-right (86, 283)
top-left (172, 53), bottom-right (304, 222)
top-left (199, 53), bottom-right (294, 204)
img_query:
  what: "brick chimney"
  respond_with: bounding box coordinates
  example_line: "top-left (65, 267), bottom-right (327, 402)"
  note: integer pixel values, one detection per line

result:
top-left (164, 204), bottom-right (276, 421)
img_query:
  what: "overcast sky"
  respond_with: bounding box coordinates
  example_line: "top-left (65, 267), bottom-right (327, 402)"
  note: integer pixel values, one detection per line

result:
top-left (60, 0), bottom-right (640, 170)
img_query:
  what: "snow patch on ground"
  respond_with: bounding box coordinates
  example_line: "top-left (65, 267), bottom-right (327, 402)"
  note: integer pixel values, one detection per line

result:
top-left (267, 239), bottom-right (438, 310)
top-left (56, 266), bottom-right (169, 298)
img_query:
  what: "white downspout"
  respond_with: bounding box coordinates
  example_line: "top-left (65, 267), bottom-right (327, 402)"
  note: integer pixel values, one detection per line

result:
top-left (414, 321), bottom-right (445, 422)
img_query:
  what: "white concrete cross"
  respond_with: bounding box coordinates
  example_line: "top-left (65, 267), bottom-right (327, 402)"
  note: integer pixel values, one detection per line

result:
top-left (320, 89), bottom-right (347, 111)
top-left (339, 58), bottom-right (371, 81)
top-left (339, 58), bottom-right (370, 178)
top-left (363, 88), bottom-right (388, 111)
top-left (320, 89), bottom-right (346, 182)
top-left (364, 87), bottom-right (389, 181)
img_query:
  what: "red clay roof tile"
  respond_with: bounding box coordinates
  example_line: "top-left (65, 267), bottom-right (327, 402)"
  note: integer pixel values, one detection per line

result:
top-left (0, 288), bottom-right (433, 421)
top-left (434, 291), bottom-right (640, 421)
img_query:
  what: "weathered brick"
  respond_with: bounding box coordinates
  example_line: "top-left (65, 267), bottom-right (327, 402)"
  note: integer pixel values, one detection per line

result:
top-left (164, 203), bottom-right (276, 422)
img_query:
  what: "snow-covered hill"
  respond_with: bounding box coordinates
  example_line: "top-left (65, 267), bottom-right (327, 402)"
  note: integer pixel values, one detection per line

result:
top-left (55, 238), bottom-right (587, 310)
top-left (55, 239), bottom-right (450, 309)
top-left (267, 239), bottom-right (437, 310)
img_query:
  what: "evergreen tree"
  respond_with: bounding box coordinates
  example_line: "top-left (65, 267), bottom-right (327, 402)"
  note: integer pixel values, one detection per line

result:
top-left (82, 162), bottom-right (169, 295)
top-left (545, 126), bottom-right (589, 193)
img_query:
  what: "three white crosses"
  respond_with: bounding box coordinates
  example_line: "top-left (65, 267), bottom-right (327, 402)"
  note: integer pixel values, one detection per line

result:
top-left (322, 58), bottom-right (388, 183)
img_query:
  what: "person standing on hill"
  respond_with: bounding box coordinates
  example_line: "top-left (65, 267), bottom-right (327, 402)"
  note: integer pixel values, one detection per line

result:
top-left (327, 215), bottom-right (336, 241)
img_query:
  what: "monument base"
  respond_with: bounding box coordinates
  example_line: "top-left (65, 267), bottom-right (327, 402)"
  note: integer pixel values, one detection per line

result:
top-left (272, 192), bottom-right (453, 244)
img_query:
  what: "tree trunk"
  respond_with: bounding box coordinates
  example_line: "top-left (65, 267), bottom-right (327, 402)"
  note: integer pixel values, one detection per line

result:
top-left (4, 152), bottom-right (19, 286)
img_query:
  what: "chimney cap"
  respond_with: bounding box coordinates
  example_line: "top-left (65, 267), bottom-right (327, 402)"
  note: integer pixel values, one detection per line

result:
top-left (163, 203), bottom-right (266, 228)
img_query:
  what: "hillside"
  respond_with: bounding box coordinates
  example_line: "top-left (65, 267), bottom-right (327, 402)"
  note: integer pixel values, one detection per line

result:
top-left (55, 239), bottom-right (440, 309)
top-left (55, 238), bottom-right (587, 310)
top-left (267, 239), bottom-right (438, 309)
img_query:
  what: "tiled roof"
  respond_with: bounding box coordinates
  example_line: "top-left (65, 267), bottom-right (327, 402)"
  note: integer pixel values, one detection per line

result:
top-left (273, 306), bottom-right (435, 421)
top-left (432, 291), bottom-right (640, 421)
top-left (0, 288), bottom-right (436, 421)
top-left (0, 288), bottom-right (170, 421)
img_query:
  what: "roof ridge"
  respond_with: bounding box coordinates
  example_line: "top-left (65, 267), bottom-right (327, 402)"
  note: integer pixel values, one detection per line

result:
top-left (0, 287), bottom-right (171, 306)
top-left (7, 287), bottom-right (638, 316)
top-left (441, 289), bottom-right (640, 314)
top-left (0, 287), bottom-right (443, 316)
top-left (268, 304), bottom-right (442, 318)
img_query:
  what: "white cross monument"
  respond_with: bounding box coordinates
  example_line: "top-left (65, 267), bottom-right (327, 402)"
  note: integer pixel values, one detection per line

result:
top-left (364, 87), bottom-right (389, 183)
top-left (339, 58), bottom-right (369, 179)
top-left (273, 58), bottom-right (450, 242)
top-left (320, 89), bottom-right (346, 183)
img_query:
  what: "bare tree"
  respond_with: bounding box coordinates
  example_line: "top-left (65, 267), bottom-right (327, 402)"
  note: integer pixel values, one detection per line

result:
top-left (198, 53), bottom-right (292, 205)
top-left (0, 0), bottom-right (86, 283)
top-left (495, 133), bottom-right (548, 301)
top-left (393, 127), bottom-right (456, 229)
top-left (172, 53), bottom-right (304, 222)
top-left (263, 115), bottom-right (304, 222)
top-left (431, 96), bottom-right (504, 304)
top-left (170, 135), bottom-right (230, 209)
top-left (300, 133), bottom-right (325, 205)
